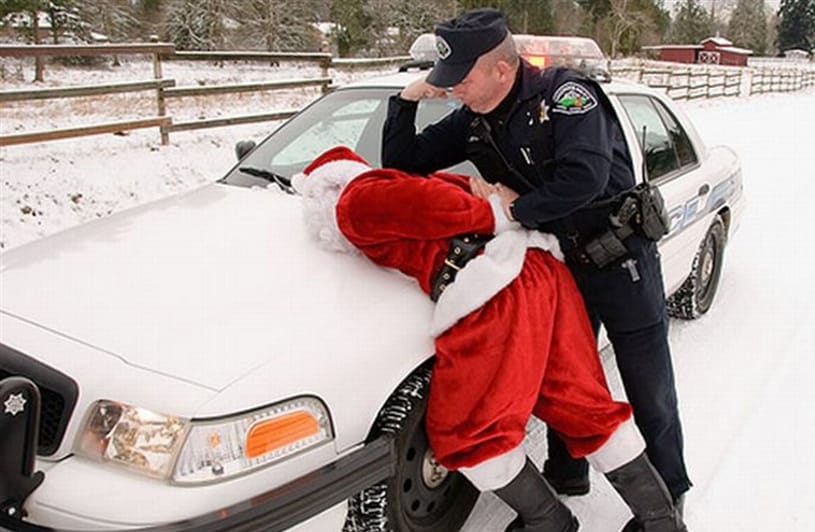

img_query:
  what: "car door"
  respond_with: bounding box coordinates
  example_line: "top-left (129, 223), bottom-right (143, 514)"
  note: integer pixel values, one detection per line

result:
top-left (613, 93), bottom-right (711, 295)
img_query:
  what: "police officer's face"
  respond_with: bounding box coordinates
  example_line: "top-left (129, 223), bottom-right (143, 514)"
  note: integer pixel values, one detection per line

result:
top-left (451, 55), bottom-right (514, 114)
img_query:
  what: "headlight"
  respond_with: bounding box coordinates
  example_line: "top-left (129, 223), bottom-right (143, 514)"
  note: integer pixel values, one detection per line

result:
top-left (173, 396), bottom-right (333, 484)
top-left (77, 396), bottom-right (333, 484)
top-left (76, 400), bottom-right (189, 479)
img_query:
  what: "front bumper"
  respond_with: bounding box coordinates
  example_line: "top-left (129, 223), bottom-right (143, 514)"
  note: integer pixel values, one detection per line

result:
top-left (0, 377), bottom-right (395, 532)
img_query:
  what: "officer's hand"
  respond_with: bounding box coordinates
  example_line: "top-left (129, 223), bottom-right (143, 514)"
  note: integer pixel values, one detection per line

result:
top-left (469, 175), bottom-right (497, 199)
top-left (495, 183), bottom-right (520, 220)
top-left (399, 77), bottom-right (448, 102)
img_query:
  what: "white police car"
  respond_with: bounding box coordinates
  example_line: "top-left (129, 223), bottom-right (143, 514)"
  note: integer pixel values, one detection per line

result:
top-left (0, 36), bottom-right (743, 532)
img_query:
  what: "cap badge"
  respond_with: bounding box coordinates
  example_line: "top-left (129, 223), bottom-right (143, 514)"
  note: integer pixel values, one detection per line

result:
top-left (435, 36), bottom-right (452, 60)
top-left (551, 82), bottom-right (598, 115)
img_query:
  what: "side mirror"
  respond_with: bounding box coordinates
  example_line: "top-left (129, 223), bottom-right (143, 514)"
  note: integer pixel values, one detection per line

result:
top-left (235, 140), bottom-right (256, 161)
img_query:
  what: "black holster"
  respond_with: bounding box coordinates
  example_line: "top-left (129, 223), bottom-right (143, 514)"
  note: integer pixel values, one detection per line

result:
top-left (568, 183), bottom-right (669, 269)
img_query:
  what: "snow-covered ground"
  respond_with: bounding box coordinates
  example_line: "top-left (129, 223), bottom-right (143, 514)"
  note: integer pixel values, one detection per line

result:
top-left (1, 60), bottom-right (814, 530)
top-left (458, 90), bottom-right (815, 531)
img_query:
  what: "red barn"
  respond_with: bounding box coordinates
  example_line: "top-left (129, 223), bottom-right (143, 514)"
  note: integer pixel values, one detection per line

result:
top-left (643, 37), bottom-right (752, 67)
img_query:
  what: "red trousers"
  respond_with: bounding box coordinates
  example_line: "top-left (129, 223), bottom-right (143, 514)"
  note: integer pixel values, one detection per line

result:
top-left (428, 249), bottom-right (632, 470)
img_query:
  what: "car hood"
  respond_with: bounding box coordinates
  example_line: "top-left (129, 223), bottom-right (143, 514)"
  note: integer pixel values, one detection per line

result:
top-left (0, 183), bottom-right (434, 392)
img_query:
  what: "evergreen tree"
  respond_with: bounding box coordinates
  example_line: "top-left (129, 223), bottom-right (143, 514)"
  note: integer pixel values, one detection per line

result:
top-left (79, 0), bottom-right (140, 42)
top-left (164, 0), bottom-right (227, 50)
top-left (727, 0), bottom-right (769, 54)
top-left (776, 0), bottom-right (814, 53)
top-left (668, 0), bottom-right (714, 44)
top-left (42, 0), bottom-right (88, 44)
top-left (329, 0), bottom-right (372, 57)
top-left (551, 0), bottom-right (586, 35)
top-left (457, 0), bottom-right (555, 34)
top-left (132, 0), bottom-right (164, 38)
top-left (0, 0), bottom-right (47, 80)
top-left (384, 0), bottom-right (450, 55)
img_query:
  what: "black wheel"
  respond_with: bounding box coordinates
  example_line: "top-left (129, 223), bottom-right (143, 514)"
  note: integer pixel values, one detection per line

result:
top-left (667, 215), bottom-right (727, 320)
top-left (343, 363), bottom-right (480, 532)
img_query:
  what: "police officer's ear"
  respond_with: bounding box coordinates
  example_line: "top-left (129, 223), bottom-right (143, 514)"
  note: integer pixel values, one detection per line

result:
top-left (493, 59), bottom-right (514, 82)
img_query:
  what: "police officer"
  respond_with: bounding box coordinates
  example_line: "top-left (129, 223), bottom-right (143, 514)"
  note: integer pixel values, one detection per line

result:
top-left (381, 8), bottom-right (691, 529)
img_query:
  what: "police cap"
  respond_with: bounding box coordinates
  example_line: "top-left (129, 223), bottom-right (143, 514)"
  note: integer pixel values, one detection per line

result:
top-left (427, 8), bottom-right (509, 88)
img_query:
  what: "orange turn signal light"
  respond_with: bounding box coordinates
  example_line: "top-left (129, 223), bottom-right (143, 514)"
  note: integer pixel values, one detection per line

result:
top-left (245, 411), bottom-right (320, 459)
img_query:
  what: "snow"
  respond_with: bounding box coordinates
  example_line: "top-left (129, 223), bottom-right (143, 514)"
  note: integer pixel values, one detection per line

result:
top-left (1, 58), bottom-right (814, 530)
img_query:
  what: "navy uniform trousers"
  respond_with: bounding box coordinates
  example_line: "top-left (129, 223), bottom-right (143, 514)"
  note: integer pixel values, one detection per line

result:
top-left (547, 234), bottom-right (692, 500)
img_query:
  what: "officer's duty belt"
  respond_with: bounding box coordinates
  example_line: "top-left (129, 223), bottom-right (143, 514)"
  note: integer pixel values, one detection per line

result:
top-left (564, 222), bottom-right (635, 269)
top-left (430, 234), bottom-right (492, 302)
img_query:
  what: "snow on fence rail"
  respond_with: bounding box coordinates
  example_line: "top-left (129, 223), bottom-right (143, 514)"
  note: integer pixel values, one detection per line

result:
top-left (609, 59), bottom-right (815, 100)
top-left (0, 43), bottom-right (408, 147)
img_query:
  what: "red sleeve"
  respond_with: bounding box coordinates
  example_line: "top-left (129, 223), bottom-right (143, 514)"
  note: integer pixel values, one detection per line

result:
top-left (336, 169), bottom-right (494, 247)
top-left (428, 171), bottom-right (472, 191)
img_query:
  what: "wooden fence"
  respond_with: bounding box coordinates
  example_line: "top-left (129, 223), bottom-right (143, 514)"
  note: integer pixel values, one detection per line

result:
top-left (1, 43), bottom-right (812, 148)
top-left (609, 60), bottom-right (815, 100)
top-left (0, 43), bottom-right (408, 147)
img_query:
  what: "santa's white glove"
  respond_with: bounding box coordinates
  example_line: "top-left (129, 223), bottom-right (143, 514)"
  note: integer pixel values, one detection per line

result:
top-left (489, 193), bottom-right (521, 234)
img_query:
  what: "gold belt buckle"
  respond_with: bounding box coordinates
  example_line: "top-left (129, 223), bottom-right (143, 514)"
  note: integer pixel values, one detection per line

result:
top-left (443, 258), bottom-right (462, 271)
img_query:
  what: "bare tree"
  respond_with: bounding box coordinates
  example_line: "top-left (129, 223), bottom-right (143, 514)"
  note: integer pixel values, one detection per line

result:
top-left (230, 0), bottom-right (322, 52)
top-left (727, 0), bottom-right (769, 54)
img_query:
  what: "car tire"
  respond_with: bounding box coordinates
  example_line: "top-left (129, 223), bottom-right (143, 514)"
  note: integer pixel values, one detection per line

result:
top-left (343, 363), bottom-right (479, 532)
top-left (667, 215), bottom-right (727, 320)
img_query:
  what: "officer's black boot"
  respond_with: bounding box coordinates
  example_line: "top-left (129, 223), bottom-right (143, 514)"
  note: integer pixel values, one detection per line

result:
top-left (494, 459), bottom-right (579, 532)
top-left (605, 453), bottom-right (687, 532)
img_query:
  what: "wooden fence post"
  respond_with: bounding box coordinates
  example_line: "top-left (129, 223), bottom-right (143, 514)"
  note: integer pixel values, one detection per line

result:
top-left (320, 56), bottom-right (331, 93)
top-left (152, 51), bottom-right (169, 145)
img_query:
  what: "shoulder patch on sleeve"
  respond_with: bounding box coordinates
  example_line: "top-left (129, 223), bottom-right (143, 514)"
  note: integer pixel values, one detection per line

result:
top-left (551, 81), bottom-right (598, 115)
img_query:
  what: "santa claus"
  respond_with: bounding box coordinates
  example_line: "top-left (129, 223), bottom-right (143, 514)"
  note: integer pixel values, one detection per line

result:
top-left (293, 146), bottom-right (685, 532)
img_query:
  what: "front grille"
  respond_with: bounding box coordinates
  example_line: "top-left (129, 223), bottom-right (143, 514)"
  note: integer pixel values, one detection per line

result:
top-left (0, 344), bottom-right (78, 456)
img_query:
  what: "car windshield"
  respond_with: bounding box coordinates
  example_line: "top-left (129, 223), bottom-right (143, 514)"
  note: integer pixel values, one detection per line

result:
top-left (221, 87), bottom-right (478, 187)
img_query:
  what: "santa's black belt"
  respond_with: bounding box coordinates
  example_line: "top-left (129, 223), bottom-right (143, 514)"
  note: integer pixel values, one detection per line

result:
top-left (430, 234), bottom-right (492, 302)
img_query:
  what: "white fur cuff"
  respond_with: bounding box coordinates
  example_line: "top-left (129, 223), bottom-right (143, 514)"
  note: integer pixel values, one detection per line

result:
top-left (458, 445), bottom-right (527, 492)
top-left (488, 193), bottom-right (521, 234)
top-left (585, 418), bottom-right (646, 473)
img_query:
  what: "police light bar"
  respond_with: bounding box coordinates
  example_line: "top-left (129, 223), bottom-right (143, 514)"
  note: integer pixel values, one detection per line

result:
top-left (408, 33), bottom-right (610, 81)
top-left (514, 35), bottom-right (605, 69)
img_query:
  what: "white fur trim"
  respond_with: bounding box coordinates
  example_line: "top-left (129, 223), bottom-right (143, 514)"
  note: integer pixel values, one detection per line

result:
top-left (488, 193), bottom-right (521, 234)
top-left (430, 229), bottom-right (563, 337)
top-left (458, 445), bottom-right (526, 492)
top-left (586, 417), bottom-right (646, 473)
top-left (294, 160), bottom-right (371, 255)
top-left (307, 160), bottom-right (371, 187)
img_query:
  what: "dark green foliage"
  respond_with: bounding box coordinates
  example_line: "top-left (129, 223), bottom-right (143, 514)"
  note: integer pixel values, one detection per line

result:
top-left (777, 0), bottom-right (814, 53)
top-left (668, 0), bottom-right (713, 44)
top-left (330, 0), bottom-right (372, 57)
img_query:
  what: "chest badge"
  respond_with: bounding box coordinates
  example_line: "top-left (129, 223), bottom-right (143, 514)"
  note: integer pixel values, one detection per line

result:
top-left (539, 101), bottom-right (550, 123)
top-left (552, 81), bottom-right (598, 115)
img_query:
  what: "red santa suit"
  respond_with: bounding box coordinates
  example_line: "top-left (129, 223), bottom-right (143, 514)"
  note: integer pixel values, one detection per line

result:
top-left (294, 146), bottom-right (645, 492)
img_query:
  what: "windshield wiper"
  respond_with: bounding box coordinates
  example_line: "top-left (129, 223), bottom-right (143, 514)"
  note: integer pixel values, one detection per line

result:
top-left (238, 166), bottom-right (295, 194)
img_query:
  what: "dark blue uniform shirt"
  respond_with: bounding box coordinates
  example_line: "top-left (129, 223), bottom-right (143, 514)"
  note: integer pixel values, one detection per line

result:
top-left (382, 62), bottom-right (636, 237)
